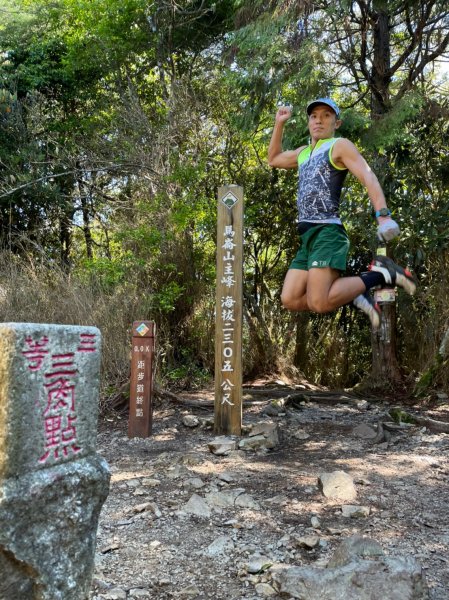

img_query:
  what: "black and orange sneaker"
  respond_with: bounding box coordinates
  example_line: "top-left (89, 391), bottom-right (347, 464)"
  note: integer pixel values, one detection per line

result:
top-left (369, 256), bottom-right (416, 296)
top-left (353, 293), bottom-right (381, 329)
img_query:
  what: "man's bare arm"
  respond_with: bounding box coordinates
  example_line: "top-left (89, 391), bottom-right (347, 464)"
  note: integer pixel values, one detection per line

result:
top-left (333, 138), bottom-right (401, 241)
top-left (332, 138), bottom-right (387, 214)
top-left (268, 107), bottom-right (304, 169)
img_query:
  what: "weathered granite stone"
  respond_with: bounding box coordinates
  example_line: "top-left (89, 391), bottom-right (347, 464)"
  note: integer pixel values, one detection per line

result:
top-left (205, 488), bottom-right (248, 508)
top-left (292, 535), bottom-right (320, 549)
top-left (327, 535), bottom-right (383, 568)
top-left (182, 414), bottom-right (199, 428)
top-left (239, 423), bottom-right (279, 451)
top-left (352, 424), bottom-right (378, 439)
top-left (183, 494), bottom-right (211, 518)
top-left (247, 555), bottom-right (273, 573)
top-left (255, 583), bottom-right (277, 597)
top-left (239, 434), bottom-right (270, 450)
top-left (208, 436), bottom-right (238, 455)
top-left (0, 323), bottom-right (110, 600)
top-left (0, 455), bottom-right (110, 599)
top-left (318, 471), bottom-right (357, 501)
top-left (271, 556), bottom-right (428, 599)
top-left (249, 422), bottom-right (278, 439)
top-left (341, 505), bottom-right (371, 518)
top-left (206, 535), bottom-right (234, 557)
top-left (271, 536), bottom-right (428, 599)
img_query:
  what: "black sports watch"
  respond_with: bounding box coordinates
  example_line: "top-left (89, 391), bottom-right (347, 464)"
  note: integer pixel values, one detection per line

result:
top-left (375, 208), bottom-right (391, 217)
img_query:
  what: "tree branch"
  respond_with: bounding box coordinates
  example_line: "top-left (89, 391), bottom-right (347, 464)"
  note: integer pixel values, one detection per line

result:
top-left (0, 163), bottom-right (158, 199)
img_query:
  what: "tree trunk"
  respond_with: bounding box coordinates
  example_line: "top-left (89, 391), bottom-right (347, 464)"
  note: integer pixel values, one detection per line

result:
top-left (370, 299), bottom-right (402, 387)
top-left (370, 2), bottom-right (391, 117)
top-left (78, 180), bottom-right (93, 259)
top-left (59, 212), bottom-right (72, 268)
top-left (369, 2), bottom-right (402, 387)
top-left (294, 312), bottom-right (309, 370)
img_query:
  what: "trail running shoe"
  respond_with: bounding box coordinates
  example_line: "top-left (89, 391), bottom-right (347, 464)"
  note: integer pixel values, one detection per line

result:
top-left (369, 255), bottom-right (416, 295)
top-left (353, 293), bottom-right (381, 330)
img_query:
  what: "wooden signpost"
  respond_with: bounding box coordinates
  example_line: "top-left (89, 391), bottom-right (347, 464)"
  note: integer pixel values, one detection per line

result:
top-left (214, 185), bottom-right (243, 435)
top-left (371, 242), bottom-right (401, 383)
top-left (128, 320), bottom-right (155, 438)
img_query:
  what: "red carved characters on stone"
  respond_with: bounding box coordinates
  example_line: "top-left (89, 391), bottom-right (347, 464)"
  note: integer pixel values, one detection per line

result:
top-left (22, 331), bottom-right (98, 465)
top-left (39, 352), bottom-right (81, 464)
top-left (77, 332), bottom-right (97, 353)
top-left (22, 336), bottom-right (50, 371)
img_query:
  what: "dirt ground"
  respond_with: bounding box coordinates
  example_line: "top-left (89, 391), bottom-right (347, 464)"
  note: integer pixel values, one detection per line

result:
top-left (90, 383), bottom-right (449, 600)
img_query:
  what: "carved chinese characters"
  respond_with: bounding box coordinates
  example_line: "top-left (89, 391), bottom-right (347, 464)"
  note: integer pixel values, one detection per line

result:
top-left (21, 333), bottom-right (98, 464)
top-left (0, 324), bottom-right (102, 477)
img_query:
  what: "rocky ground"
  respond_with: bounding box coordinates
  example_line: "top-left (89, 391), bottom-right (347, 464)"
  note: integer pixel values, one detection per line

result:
top-left (89, 382), bottom-right (449, 600)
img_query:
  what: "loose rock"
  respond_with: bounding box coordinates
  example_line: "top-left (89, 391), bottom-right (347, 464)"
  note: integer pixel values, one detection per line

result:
top-left (206, 535), bottom-right (235, 557)
top-left (292, 535), bottom-right (320, 549)
top-left (183, 494), bottom-right (211, 518)
top-left (352, 424), bottom-right (378, 439)
top-left (341, 505), bottom-right (370, 518)
top-left (327, 535), bottom-right (384, 568)
top-left (182, 415), bottom-right (200, 428)
top-left (318, 471), bottom-right (357, 501)
top-left (247, 555), bottom-right (273, 574)
top-left (255, 582), bottom-right (277, 596)
top-left (271, 555), bottom-right (428, 599)
top-left (208, 437), bottom-right (238, 455)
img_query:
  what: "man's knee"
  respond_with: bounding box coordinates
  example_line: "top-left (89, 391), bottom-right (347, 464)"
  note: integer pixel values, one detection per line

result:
top-left (281, 291), bottom-right (297, 311)
top-left (281, 290), bottom-right (306, 312)
top-left (281, 268), bottom-right (308, 311)
top-left (307, 297), bottom-right (330, 313)
top-left (306, 267), bottom-right (340, 313)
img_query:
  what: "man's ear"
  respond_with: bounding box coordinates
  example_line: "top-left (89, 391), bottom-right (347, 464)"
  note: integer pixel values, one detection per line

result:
top-left (335, 119), bottom-right (342, 129)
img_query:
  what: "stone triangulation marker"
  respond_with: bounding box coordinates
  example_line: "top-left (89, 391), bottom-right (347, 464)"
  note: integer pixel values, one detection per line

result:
top-left (0, 323), bottom-right (110, 600)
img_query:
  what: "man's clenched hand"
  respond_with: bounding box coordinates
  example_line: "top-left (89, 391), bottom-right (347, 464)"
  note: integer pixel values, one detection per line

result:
top-left (275, 106), bottom-right (292, 123)
top-left (377, 218), bottom-right (400, 242)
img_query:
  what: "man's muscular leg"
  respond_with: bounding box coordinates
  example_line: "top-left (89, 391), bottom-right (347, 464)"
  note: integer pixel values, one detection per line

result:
top-left (282, 267), bottom-right (366, 313)
top-left (281, 268), bottom-right (309, 311)
top-left (307, 268), bottom-right (366, 312)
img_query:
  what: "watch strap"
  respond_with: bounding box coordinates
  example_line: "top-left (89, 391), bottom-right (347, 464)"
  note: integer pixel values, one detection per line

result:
top-left (375, 208), bottom-right (391, 218)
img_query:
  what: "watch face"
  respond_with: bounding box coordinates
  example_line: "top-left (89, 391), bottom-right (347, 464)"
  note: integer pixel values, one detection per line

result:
top-left (378, 208), bottom-right (390, 216)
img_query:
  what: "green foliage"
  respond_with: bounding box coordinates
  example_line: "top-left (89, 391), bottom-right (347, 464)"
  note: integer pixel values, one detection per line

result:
top-left (153, 280), bottom-right (186, 314)
top-left (162, 348), bottom-right (211, 390)
top-left (388, 408), bottom-right (418, 425)
top-left (76, 256), bottom-right (128, 288)
top-left (361, 92), bottom-right (425, 152)
top-left (338, 109), bottom-right (370, 140)
top-left (1, 0), bottom-right (449, 397)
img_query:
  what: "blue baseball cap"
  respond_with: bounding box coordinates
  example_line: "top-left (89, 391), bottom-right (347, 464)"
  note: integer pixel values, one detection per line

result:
top-left (306, 97), bottom-right (340, 117)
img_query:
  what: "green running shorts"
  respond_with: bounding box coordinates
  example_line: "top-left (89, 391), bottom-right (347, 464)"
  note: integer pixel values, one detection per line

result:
top-left (289, 223), bottom-right (349, 272)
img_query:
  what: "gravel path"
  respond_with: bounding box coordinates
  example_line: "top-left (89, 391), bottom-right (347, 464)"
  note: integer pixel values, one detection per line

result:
top-left (90, 389), bottom-right (449, 599)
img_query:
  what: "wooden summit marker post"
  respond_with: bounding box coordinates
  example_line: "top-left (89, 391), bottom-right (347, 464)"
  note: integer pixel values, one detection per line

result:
top-left (372, 241), bottom-right (400, 382)
top-left (129, 321), bottom-right (155, 438)
top-left (214, 185), bottom-right (243, 435)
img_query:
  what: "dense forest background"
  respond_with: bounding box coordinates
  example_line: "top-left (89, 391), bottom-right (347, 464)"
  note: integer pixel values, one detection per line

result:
top-left (0, 0), bottom-right (448, 405)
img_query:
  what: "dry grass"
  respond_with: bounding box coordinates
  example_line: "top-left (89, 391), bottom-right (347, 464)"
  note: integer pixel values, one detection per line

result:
top-left (0, 252), bottom-right (150, 407)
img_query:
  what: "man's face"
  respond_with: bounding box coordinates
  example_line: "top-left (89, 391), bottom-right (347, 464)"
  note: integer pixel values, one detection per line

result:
top-left (308, 104), bottom-right (341, 140)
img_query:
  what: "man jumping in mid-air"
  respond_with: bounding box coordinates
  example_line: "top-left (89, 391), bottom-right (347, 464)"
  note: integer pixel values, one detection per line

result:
top-left (268, 97), bottom-right (416, 329)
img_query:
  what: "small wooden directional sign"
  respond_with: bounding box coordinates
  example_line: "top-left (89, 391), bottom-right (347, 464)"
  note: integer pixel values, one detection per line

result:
top-left (214, 185), bottom-right (243, 435)
top-left (128, 321), bottom-right (155, 438)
